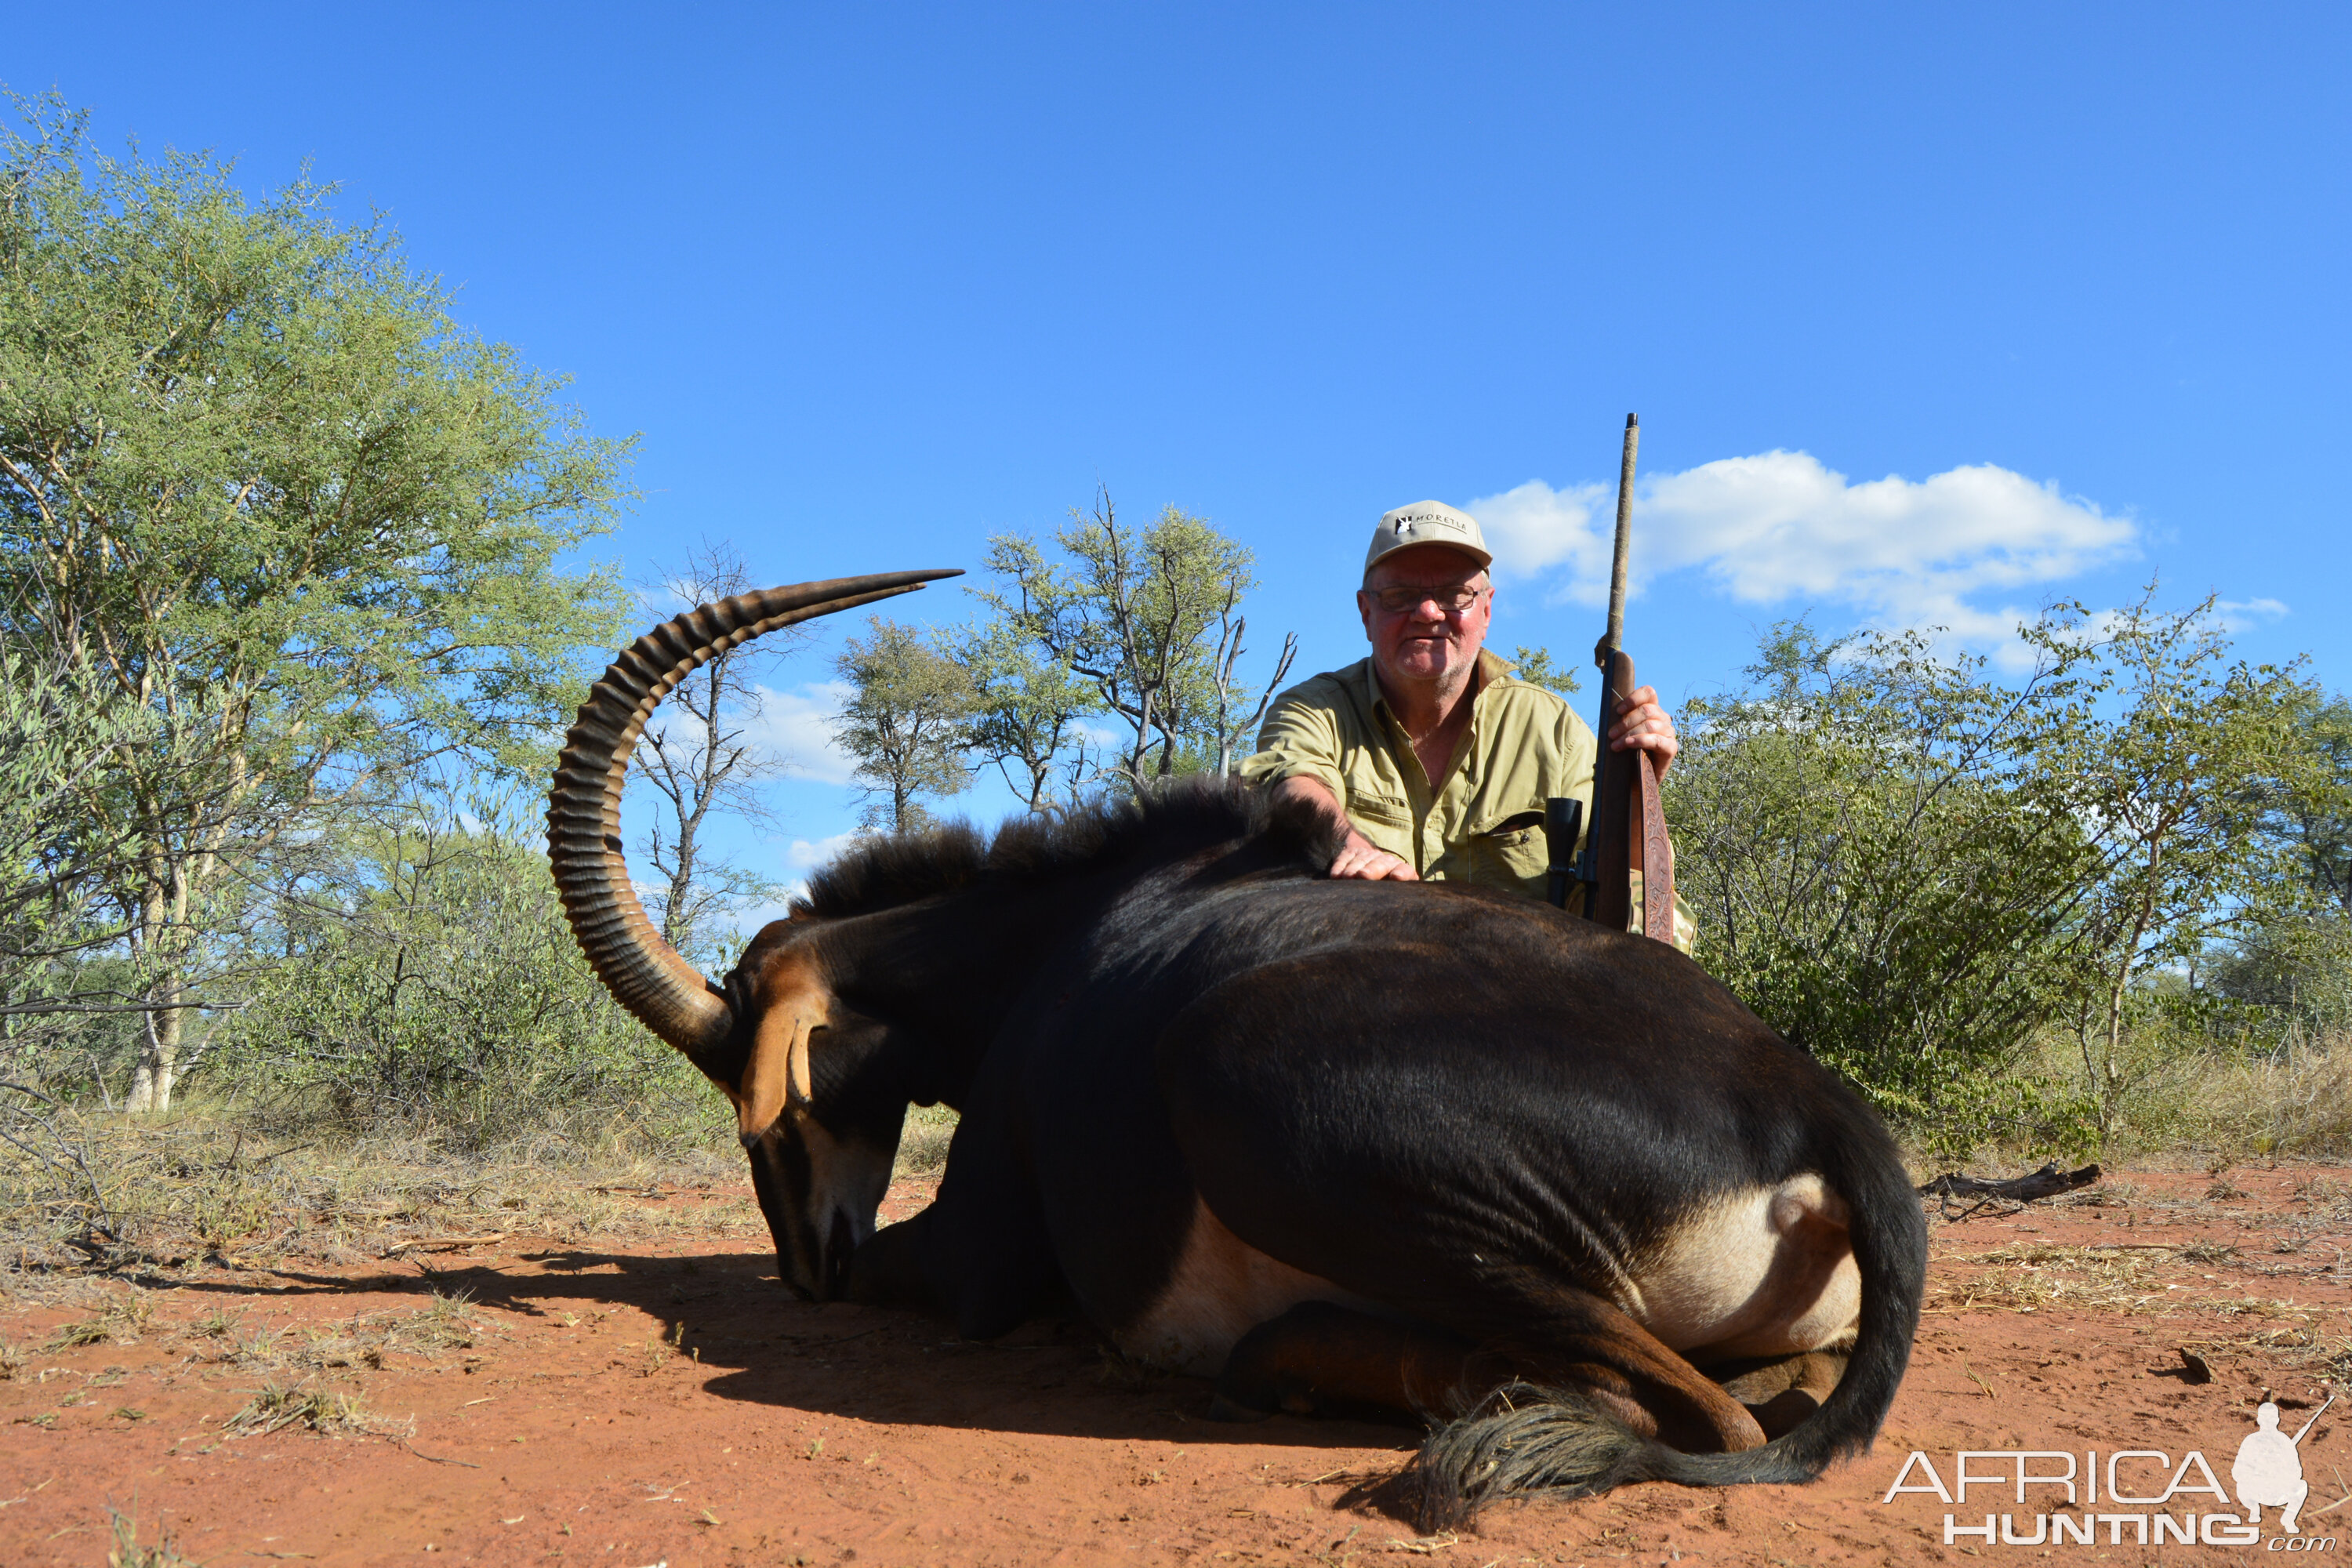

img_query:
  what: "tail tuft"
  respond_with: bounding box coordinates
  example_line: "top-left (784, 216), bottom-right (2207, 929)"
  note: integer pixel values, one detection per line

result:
top-left (1405, 1382), bottom-right (1660, 1530)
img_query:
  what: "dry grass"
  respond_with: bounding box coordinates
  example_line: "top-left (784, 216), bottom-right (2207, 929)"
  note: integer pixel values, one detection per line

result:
top-left (176, 1290), bottom-right (485, 1375)
top-left (0, 1099), bottom-right (977, 1287)
top-left (104, 1499), bottom-right (201, 1567)
top-left (0, 1106), bottom-right (764, 1283)
top-left (2118, 1030), bottom-right (2352, 1160)
top-left (1930, 1243), bottom-right (2169, 1313)
top-left (221, 1375), bottom-right (406, 1439)
top-left (895, 1104), bottom-right (957, 1178)
top-left (48, 1288), bottom-right (154, 1348)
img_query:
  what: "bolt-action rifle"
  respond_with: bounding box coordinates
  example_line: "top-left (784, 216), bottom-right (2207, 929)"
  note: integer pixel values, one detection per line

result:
top-left (1541, 414), bottom-right (1676, 942)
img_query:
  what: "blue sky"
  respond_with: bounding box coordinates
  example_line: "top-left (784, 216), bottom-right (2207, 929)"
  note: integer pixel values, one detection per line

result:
top-left (15, 4), bottom-right (2350, 914)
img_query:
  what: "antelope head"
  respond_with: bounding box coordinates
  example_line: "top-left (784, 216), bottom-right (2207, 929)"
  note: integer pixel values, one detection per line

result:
top-left (545, 570), bottom-right (956, 1298)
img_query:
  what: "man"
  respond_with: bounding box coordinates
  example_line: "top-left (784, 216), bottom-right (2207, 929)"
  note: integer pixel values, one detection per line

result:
top-left (1238, 499), bottom-right (1684, 928)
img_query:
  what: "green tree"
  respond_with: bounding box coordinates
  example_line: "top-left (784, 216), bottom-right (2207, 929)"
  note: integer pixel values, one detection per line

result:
top-left (0, 635), bottom-right (154, 1134)
top-left (832, 617), bottom-right (975, 833)
top-left (0, 97), bottom-right (634, 1111)
top-left (215, 782), bottom-right (698, 1142)
top-left (958, 615), bottom-right (1098, 816)
top-left (2277, 692), bottom-right (2352, 917)
top-left (1668, 622), bottom-right (2098, 1136)
top-left (2038, 593), bottom-right (2320, 1132)
top-left (976, 491), bottom-right (1292, 793)
top-left (1508, 644), bottom-right (1584, 698)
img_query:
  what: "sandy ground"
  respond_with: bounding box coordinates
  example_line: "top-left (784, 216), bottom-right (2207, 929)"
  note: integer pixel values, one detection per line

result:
top-left (5, 1163), bottom-right (2350, 1567)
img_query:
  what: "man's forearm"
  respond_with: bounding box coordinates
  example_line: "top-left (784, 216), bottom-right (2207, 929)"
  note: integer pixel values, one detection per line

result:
top-left (1272, 773), bottom-right (1348, 830)
top-left (1270, 774), bottom-right (1417, 881)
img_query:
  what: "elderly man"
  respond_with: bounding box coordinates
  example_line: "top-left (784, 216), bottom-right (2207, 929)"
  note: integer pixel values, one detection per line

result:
top-left (1239, 500), bottom-right (1684, 926)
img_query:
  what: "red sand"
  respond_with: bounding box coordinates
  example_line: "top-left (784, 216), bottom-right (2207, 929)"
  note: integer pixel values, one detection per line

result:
top-left (5, 1163), bottom-right (2349, 1566)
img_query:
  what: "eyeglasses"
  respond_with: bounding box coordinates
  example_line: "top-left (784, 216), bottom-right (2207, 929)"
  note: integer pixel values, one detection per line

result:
top-left (1366, 582), bottom-right (1486, 615)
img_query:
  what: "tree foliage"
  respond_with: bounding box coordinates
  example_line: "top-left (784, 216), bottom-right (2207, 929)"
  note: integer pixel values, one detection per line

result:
top-left (2036, 593), bottom-right (2321, 1131)
top-left (1668, 622), bottom-right (2096, 1137)
top-left (957, 615), bottom-right (1098, 817)
top-left (832, 617), bottom-right (975, 833)
top-left (974, 491), bottom-right (1293, 793)
top-left (0, 96), bottom-right (634, 1109)
top-left (1508, 644), bottom-right (1583, 697)
top-left (213, 784), bottom-right (704, 1144)
top-left (1671, 595), bottom-right (2339, 1149)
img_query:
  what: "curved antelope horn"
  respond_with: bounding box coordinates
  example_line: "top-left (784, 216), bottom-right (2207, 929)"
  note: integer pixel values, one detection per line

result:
top-left (547, 569), bottom-right (960, 1069)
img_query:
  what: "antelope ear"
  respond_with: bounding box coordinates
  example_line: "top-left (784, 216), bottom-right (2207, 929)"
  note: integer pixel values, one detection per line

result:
top-left (737, 959), bottom-right (833, 1142)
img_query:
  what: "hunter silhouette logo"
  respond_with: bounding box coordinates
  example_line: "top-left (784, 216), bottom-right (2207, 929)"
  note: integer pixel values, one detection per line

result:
top-left (1880, 1395), bottom-right (2340, 1548)
top-left (2236, 1396), bottom-right (2332, 1534)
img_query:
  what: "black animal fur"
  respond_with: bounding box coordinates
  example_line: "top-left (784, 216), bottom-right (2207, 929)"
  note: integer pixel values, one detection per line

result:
top-left (790, 777), bottom-right (1345, 922)
top-left (719, 775), bottom-right (1926, 1523)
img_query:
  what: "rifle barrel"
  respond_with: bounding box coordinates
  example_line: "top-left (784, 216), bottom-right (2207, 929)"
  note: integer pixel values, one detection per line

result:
top-left (1604, 413), bottom-right (1639, 655)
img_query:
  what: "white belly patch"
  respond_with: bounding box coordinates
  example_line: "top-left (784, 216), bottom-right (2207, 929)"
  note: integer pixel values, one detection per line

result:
top-left (1116, 1200), bottom-right (1367, 1376)
top-left (1621, 1174), bottom-right (1861, 1361)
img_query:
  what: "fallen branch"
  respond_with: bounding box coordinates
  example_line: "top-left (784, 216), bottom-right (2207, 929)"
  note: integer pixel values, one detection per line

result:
top-left (1918, 1162), bottom-right (2100, 1215)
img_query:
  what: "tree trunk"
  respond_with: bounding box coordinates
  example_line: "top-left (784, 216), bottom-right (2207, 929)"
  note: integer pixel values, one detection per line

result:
top-left (127, 968), bottom-right (182, 1113)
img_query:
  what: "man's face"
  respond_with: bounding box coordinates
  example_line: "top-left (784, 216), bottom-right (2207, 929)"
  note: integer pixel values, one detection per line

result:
top-left (1358, 544), bottom-right (1494, 688)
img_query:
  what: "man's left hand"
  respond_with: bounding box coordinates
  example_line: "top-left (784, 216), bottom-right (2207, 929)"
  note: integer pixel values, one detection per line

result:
top-left (1608, 684), bottom-right (1679, 777)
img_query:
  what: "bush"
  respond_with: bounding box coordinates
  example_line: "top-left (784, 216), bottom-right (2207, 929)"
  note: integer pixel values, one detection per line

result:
top-left (207, 786), bottom-right (720, 1151)
top-left (1668, 623), bottom-right (2096, 1148)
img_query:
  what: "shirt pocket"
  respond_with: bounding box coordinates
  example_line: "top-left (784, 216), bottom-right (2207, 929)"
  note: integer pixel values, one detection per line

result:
top-left (1453, 817), bottom-right (1552, 898)
top-left (1350, 794), bottom-right (1412, 828)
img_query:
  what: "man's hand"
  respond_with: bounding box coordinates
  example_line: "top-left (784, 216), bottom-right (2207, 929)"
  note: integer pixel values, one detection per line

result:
top-left (1328, 826), bottom-right (1419, 881)
top-left (1607, 684), bottom-right (1680, 776)
top-left (1272, 774), bottom-right (1420, 881)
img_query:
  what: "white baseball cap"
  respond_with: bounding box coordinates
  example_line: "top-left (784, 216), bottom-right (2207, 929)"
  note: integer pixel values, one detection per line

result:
top-left (1364, 500), bottom-right (1491, 575)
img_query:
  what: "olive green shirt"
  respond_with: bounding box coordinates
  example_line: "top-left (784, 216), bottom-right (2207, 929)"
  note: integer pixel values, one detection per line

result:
top-left (1240, 649), bottom-right (1695, 948)
top-left (1238, 649), bottom-right (1595, 902)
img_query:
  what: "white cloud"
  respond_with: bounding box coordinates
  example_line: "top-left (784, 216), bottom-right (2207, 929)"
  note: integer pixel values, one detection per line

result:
top-left (739, 830), bottom-right (866, 923)
top-left (2216, 597), bottom-right (2290, 631)
top-left (783, 831), bottom-right (861, 871)
top-left (747, 680), bottom-right (861, 786)
top-left (1468, 452), bottom-right (2143, 650)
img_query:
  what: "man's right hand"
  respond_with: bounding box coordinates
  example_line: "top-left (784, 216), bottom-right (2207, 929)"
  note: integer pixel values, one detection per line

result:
top-left (1272, 774), bottom-right (1420, 881)
top-left (1328, 826), bottom-right (1419, 881)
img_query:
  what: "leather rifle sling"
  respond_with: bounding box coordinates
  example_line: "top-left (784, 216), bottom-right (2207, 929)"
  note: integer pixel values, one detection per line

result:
top-left (1635, 750), bottom-right (1674, 943)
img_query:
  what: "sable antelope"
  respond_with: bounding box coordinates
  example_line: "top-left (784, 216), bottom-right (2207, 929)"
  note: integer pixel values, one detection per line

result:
top-left (547, 571), bottom-right (1927, 1523)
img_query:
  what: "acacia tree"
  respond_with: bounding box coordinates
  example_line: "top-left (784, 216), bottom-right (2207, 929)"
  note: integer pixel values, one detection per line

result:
top-left (975, 492), bottom-right (1293, 792)
top-left (2038, 593), bottom-right (2320, 1131)
top-left (0, 98), bottom-right (633, 1111)
top-left (2278, 692), bottom-right (2352, 917)
top-left (1668, 622), bottom-right (2100, 1134)
top-left (631, 543), bottom-right (796, 959)
top-left (958, 615), bottom-right (1098, 815)
top-left (832, 617), bottom-right (974, 832)
top-left (1508, 644), bottom-right (1583, 697)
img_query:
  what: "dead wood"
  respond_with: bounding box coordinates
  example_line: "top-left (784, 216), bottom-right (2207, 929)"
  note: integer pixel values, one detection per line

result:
top-left (1918, 1162), bottom-right (2102, 1219)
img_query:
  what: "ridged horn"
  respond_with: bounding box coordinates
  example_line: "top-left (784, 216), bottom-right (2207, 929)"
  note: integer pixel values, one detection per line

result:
top-left (547, 569), bottom-right (962, 1063)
